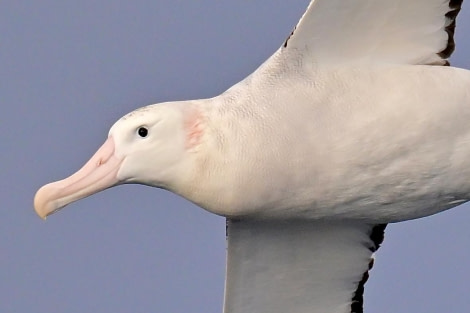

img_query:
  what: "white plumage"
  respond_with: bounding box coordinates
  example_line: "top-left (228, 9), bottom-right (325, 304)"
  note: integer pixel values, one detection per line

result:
top-left (35, 0), bottom-right (468, 312)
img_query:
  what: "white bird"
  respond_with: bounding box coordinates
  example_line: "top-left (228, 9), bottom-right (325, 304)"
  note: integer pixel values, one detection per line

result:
top-left (34, 0), bottom-right (468, 312)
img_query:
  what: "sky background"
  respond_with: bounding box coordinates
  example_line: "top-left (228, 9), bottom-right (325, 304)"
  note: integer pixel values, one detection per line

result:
top-left (1, 1), bottom-right (470, 312)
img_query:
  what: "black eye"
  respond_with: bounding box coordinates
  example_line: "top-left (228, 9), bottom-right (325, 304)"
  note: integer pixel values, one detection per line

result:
top-left (137, 127), bottom-right (148, 138)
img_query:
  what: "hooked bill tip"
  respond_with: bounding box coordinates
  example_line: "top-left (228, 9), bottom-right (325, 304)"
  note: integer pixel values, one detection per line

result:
top-left (33, 137), bottom-right (122, 220)
top-left (33, 184), bottom-right (55, 220)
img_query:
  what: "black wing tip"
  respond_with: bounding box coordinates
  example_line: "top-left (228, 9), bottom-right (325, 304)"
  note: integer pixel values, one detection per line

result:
top-left (350, 224), bottom-right (387, 313)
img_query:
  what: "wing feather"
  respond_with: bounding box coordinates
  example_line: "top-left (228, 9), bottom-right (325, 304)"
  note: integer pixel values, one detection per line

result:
top-left (224, 220), bottom-right (387, 313)
top-left (283, 0), bottom-right (464, 65)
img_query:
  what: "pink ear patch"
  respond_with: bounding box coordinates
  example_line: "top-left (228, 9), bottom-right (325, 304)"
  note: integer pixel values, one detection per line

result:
top-left (183, 106), bottom-right (205, 150)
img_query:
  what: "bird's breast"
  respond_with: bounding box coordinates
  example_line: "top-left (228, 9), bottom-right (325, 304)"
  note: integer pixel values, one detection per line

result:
top-left (181, 66), bottom-right (470, 221)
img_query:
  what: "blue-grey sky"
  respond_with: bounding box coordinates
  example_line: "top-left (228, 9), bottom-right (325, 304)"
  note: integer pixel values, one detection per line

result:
top-left (2, 1), bottom-right (470, 312)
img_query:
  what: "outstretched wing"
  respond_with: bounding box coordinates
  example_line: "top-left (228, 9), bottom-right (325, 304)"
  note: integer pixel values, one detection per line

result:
top-left (224, 220), bottom-right (386, 313)
top-left (282, 0), bottom-right (463, 65)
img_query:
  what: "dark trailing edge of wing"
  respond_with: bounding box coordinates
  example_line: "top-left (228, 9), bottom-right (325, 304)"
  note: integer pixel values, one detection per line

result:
top-left (283, 27), bottom-right (296, 48)
top-left (438, 0), bottom-right (464, 65)
top-left (350, 224), bottom-right (387, 313)
top-left (226, 220), bottom-right (387, 313)
top-left (282, 0), bottom-right (464, 66)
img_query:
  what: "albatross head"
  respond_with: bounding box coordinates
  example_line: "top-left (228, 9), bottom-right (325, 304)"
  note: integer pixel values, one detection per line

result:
top-left (34, 102), bottom-right (200, 219)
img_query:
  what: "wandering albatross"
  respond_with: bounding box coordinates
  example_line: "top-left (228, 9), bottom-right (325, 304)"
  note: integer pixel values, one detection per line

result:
top-left (34, 0), bottom-right (469, 312)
